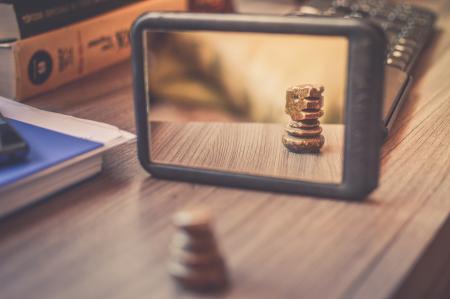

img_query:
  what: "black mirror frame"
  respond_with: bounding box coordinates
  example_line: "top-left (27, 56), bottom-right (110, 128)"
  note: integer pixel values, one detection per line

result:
top-left (131, 13), bottom-right (385, 200)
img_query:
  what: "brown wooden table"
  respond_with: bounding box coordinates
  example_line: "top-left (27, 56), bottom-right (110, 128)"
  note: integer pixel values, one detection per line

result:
top-left (1, 1), bottom-right (449, 299)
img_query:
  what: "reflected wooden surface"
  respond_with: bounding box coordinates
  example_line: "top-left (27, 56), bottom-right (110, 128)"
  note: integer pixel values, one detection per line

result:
top-left (151, 122), bottom-right (344, 183)
top-left (0, 1), bottom-right (449, 299)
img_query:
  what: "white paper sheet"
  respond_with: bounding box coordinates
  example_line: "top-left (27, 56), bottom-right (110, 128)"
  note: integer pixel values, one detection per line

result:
top-left (0, 96), bottom-right (135, 147)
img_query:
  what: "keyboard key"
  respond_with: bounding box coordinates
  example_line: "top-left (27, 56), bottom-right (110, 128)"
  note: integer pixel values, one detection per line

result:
top-left (393, 44), bottom-right (414, 55)
top-left (386, 57), bottom-right (407, 70)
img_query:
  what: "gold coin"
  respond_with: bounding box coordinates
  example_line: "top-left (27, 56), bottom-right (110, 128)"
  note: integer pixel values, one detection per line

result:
top-left (285, 126), bottom-right (322, 137)
top-left (168, 261), bottom-right (228, 290)
top-left (173, 208), bottom-right (212, 234)
top-left (170, 248), bottom-right (223, 267)
top-left (289, 109), bottom-right (324, 122)
top-left (302, 97), bottom-right (323, 110)
top-left (286, 84), bottom-right (324, 99)
top-left (282, 134), bottom-right (325, 153)
top-left (171, 231), bottom-right (217, 252)
top-left (289, 120), bottom-right (320, 129)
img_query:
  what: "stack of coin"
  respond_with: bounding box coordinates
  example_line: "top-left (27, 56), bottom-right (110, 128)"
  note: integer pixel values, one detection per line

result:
top-left (282, 84), bottom-right (325, 153)
top-left (168, 209), bottom-right (228, 292)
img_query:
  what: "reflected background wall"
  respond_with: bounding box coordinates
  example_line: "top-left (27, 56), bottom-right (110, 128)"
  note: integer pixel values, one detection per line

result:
top-left (145, 31), bottom-right (348, 123)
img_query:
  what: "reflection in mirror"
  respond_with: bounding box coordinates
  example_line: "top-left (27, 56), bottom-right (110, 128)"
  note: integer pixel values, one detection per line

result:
top-left (144, 31), bottom-right (348, 184)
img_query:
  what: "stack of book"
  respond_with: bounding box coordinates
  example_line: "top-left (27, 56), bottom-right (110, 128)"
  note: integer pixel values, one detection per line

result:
top-left (0, 0), bottom-right (189, 100)
top-left (0, 95), bottom-right (135, 218)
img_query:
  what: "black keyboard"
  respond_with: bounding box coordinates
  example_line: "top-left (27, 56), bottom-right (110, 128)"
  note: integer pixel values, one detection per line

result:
top-left (289, 0), bottom-right (437, 133)
top-left (291, 0), bottom-right (436, 73)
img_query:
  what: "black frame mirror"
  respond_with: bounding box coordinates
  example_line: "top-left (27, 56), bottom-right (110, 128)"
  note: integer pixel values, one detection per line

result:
top-left (131, 13), bottom-right (385, 200)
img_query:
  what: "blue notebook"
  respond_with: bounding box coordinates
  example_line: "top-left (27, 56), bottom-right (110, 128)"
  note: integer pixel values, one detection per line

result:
top-left (0, 119), bottom-right (103, 188)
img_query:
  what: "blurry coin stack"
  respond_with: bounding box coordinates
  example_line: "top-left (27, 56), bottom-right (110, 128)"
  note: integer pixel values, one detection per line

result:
top-left (282, 84), bottom-right (325, 153)
top-left (168, 209), bottom-right (228, 292)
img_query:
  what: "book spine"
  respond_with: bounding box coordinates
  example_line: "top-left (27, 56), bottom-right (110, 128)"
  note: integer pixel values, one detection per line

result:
top-left (11, 0), bottom-right (141, 39)
top-left (12, 0), bottom-right (187, 100)
top-left (189, 0), bottom-right (234, 12)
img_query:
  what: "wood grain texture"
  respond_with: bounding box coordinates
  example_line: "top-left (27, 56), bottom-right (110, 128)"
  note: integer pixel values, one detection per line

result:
top-left (151, 122), bottom-right (344, 183)
top-left (0, 1), bottom-right (449, 299)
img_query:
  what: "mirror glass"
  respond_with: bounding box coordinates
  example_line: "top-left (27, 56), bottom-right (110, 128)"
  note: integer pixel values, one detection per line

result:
top-left (143, 30), bottom-right (348, 184)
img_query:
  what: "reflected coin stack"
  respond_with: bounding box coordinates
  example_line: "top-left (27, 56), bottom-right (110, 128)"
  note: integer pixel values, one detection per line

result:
top-left (168, 209), bottom-right (228, 292)
top-left (282, 84), bottom-right (325, 153)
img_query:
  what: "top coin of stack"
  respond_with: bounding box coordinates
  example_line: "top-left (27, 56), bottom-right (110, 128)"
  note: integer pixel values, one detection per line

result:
top-left (173, 208), bottom-right (212, 234)
top-left (285, 84), bottom-right (324, 121)
top-left (282, 84), bottom-right (325, 153)
top-left (168, 208), bottom-right (228, 292)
